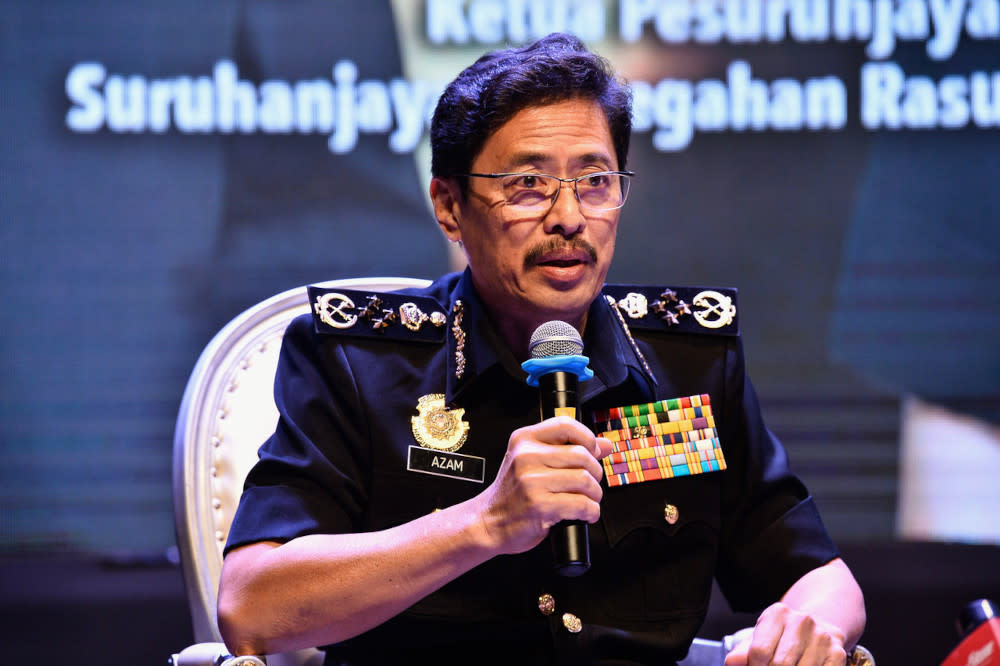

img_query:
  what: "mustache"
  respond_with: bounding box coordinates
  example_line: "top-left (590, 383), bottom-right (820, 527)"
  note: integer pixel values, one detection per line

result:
top-left (523, 238), bottom-right (599, 269)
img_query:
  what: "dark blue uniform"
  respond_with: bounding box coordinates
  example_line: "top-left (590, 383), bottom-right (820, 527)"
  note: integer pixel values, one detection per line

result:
top-left (226, 269), bottom-right (838, 665)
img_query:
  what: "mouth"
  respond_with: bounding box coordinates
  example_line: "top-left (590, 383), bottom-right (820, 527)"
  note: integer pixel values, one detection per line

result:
top-left (530, 250), bottom-right (595, 287)
top-left (523, 240), bottom-right (599, 284)
top-left (527, 241), bottom-right (598, 269)
top-left (535, 255), bottom-right (589, 268)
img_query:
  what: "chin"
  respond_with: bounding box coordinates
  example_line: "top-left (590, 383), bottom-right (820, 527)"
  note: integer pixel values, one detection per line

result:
top-left (533, 286), bottom-right (597, 320)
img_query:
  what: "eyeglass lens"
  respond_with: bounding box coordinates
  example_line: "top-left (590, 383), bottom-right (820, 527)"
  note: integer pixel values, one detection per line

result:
top-left (500, 173), bottom-right (629, 212)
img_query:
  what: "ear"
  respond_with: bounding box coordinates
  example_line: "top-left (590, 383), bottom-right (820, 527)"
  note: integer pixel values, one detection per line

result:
top-left (430, 177), bottom-right (463, 244)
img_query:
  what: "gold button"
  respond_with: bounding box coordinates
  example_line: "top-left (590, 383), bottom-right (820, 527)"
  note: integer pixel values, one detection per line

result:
top-left (562, 612), bottom-right (582, 633)
top-left (848, 645), bottom-right (875, 666)
top-left (537, 593), bottom-right (555, 616)
top-left (664, 503), bottom-right (679, 525)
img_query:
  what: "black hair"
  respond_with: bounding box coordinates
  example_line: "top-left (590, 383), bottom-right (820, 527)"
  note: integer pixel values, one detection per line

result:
top-left (430, 33), bottom-right (632, 190)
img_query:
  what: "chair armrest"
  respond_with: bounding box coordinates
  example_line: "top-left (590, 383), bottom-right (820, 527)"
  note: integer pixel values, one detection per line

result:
top-left (169, 634), bottom-right (871, 666)
top-left (678, 636), bottom-right (729, 665)
top-left (720, 628), bottom-right (876, 666)
top-left (170, 642), bottom-right (265, 666)
top-left (220, 658), bottom-right (267, 666)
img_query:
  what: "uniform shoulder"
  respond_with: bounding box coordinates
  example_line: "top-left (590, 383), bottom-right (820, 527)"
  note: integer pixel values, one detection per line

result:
top-left (602, 283), bottom-right (739, 337)
top-left (306, 281), bottom-right (450, 344)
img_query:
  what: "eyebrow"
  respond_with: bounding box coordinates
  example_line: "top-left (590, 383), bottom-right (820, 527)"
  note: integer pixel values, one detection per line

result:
top-left (502, 151), bottom-right (548, 171)
top-left (503, 150), bottom-right (615, 172)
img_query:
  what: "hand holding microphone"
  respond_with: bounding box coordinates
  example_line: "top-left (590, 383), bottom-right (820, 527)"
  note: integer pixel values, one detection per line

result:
top-left (471, 321), bottom-right (609, 572)
top-left (522, 321), bottom-right (599, 577)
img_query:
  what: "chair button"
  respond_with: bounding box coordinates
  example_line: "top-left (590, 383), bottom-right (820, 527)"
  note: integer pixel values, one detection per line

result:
top-left (562, 612), bottom-right (583, 633)
top-left (664, 503), bottom-right (679, 525)
top-left (537, 593), bottom-right (555, 616)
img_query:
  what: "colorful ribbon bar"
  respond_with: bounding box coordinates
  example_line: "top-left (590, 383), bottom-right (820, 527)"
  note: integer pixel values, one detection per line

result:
top-left (594, 394), bottom-right (726, 487)
top-left (593, 393), bottom-right (710, 423)
top-left (602, 416), bottom-right (716, 445)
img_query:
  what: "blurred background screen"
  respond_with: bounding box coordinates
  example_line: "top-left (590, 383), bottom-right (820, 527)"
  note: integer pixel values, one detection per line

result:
top-left (1, 0), bottom-right (998, 557)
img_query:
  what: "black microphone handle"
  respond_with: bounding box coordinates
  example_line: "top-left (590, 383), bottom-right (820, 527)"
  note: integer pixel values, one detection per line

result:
top-left (537, 371), bottom-right (591, 577)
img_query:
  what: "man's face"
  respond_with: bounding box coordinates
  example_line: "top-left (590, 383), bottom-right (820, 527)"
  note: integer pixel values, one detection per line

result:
top-left (433, 98), bottom-right (621, 335)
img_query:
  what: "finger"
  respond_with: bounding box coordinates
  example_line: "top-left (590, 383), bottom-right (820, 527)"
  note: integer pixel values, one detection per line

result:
top-left (517, 471), bottom-right (603, 527)
top-left (515, 438), bottom-right (605, 481)
top-left (820, 647), bottom-right (848, 666)
top-left (548, 444), bottom-right (606, 481)
top-left (745, 632), bottom-right (779, 666)
top-left (595, 436), bottom-right (615, 459)
top-left (541, 491), bottom-right (603, 526)
top-left (524, 466), bottom-right (604, 504)
top-left (505, 443), bottom-right (604, 490)
top-left (509, 420), bottom-right (605, 480)
top-left (723, 639), bottom-right (749, 666)
top-left (799, 630), bottom-right (846, 666)
top-left (534, 416), bottom-right (600, 450)
top-left (770, 624), bottom-right (809, 666)
top-left (744, 608), bottom-right (784, 666)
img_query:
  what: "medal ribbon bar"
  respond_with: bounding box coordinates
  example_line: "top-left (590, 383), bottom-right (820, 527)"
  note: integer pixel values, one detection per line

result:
top-left (594, 394), bottom-right (726, 488)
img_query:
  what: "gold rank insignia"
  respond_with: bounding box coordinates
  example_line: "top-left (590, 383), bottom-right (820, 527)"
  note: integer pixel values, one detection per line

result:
top-left (411, 394), bottom-right (470, 452)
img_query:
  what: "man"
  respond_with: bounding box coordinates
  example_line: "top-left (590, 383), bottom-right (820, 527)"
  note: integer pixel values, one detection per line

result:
top-left (218, 34), bottom-right (865, 665)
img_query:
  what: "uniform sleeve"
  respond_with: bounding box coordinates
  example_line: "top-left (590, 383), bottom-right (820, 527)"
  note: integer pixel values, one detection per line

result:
top-left (224, 313), bottom-right (370, 554)
top-left (714, 337), bottom-right (839, 612)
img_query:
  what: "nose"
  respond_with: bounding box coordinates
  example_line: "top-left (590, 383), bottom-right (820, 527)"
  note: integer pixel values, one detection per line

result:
top-left (542, 180), bottom-right (586, 238)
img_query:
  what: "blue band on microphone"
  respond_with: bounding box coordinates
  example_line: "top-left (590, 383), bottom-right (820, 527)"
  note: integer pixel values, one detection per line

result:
top-left (521, 355), bottom-right (594, 387)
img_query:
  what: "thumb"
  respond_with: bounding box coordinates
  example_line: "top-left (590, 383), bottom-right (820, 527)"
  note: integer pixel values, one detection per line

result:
top-left (723, 632), bottom-right (752, 666)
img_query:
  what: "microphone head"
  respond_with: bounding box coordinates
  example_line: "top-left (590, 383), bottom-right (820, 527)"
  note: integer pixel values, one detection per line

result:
top-left (529, 321), bottom-right (583, 359)
top-left (957, 598), bottom-right (998, 638)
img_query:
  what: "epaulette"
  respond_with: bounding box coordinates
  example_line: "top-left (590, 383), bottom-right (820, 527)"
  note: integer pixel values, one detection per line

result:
top-left (602, 284), bottom-right (739, 336)
top-left (307, 285), bottom-right (447, 343)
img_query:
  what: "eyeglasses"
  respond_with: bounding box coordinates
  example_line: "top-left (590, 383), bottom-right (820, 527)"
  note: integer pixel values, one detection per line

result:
top-left (462, 170), bottom-right (634, 217)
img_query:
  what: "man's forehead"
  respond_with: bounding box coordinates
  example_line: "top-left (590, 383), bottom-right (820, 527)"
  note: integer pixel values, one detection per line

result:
top-left (479, 100), bottom-right (616, 170)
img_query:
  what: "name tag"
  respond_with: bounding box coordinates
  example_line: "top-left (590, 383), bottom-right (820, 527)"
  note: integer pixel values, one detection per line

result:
top-left (407, 446), bottom-right (485, 483)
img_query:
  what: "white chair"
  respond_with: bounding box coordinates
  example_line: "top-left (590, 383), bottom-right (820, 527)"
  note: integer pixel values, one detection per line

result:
top-left (171, 277), bottom-right (430, 666)
top-left (169, 276), bottom-right (870, 666)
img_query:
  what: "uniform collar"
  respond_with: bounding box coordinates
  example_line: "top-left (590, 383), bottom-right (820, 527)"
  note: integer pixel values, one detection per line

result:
top-left (445, 269), bottom-right (519, 403)
top-left (444, 269), bottom-right (656, 404)
top-left (581, 292), bottom-right (658, 402)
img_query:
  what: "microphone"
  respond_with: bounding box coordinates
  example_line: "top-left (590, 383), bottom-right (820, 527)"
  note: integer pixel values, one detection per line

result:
top-left (522, 321), bottom-right (595, 577)
top-left (941, 599), bottom-right (1000, 666)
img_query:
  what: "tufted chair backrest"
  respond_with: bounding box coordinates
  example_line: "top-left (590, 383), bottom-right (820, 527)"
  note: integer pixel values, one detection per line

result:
top-left (172, 277), bottom-right (431, 657)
